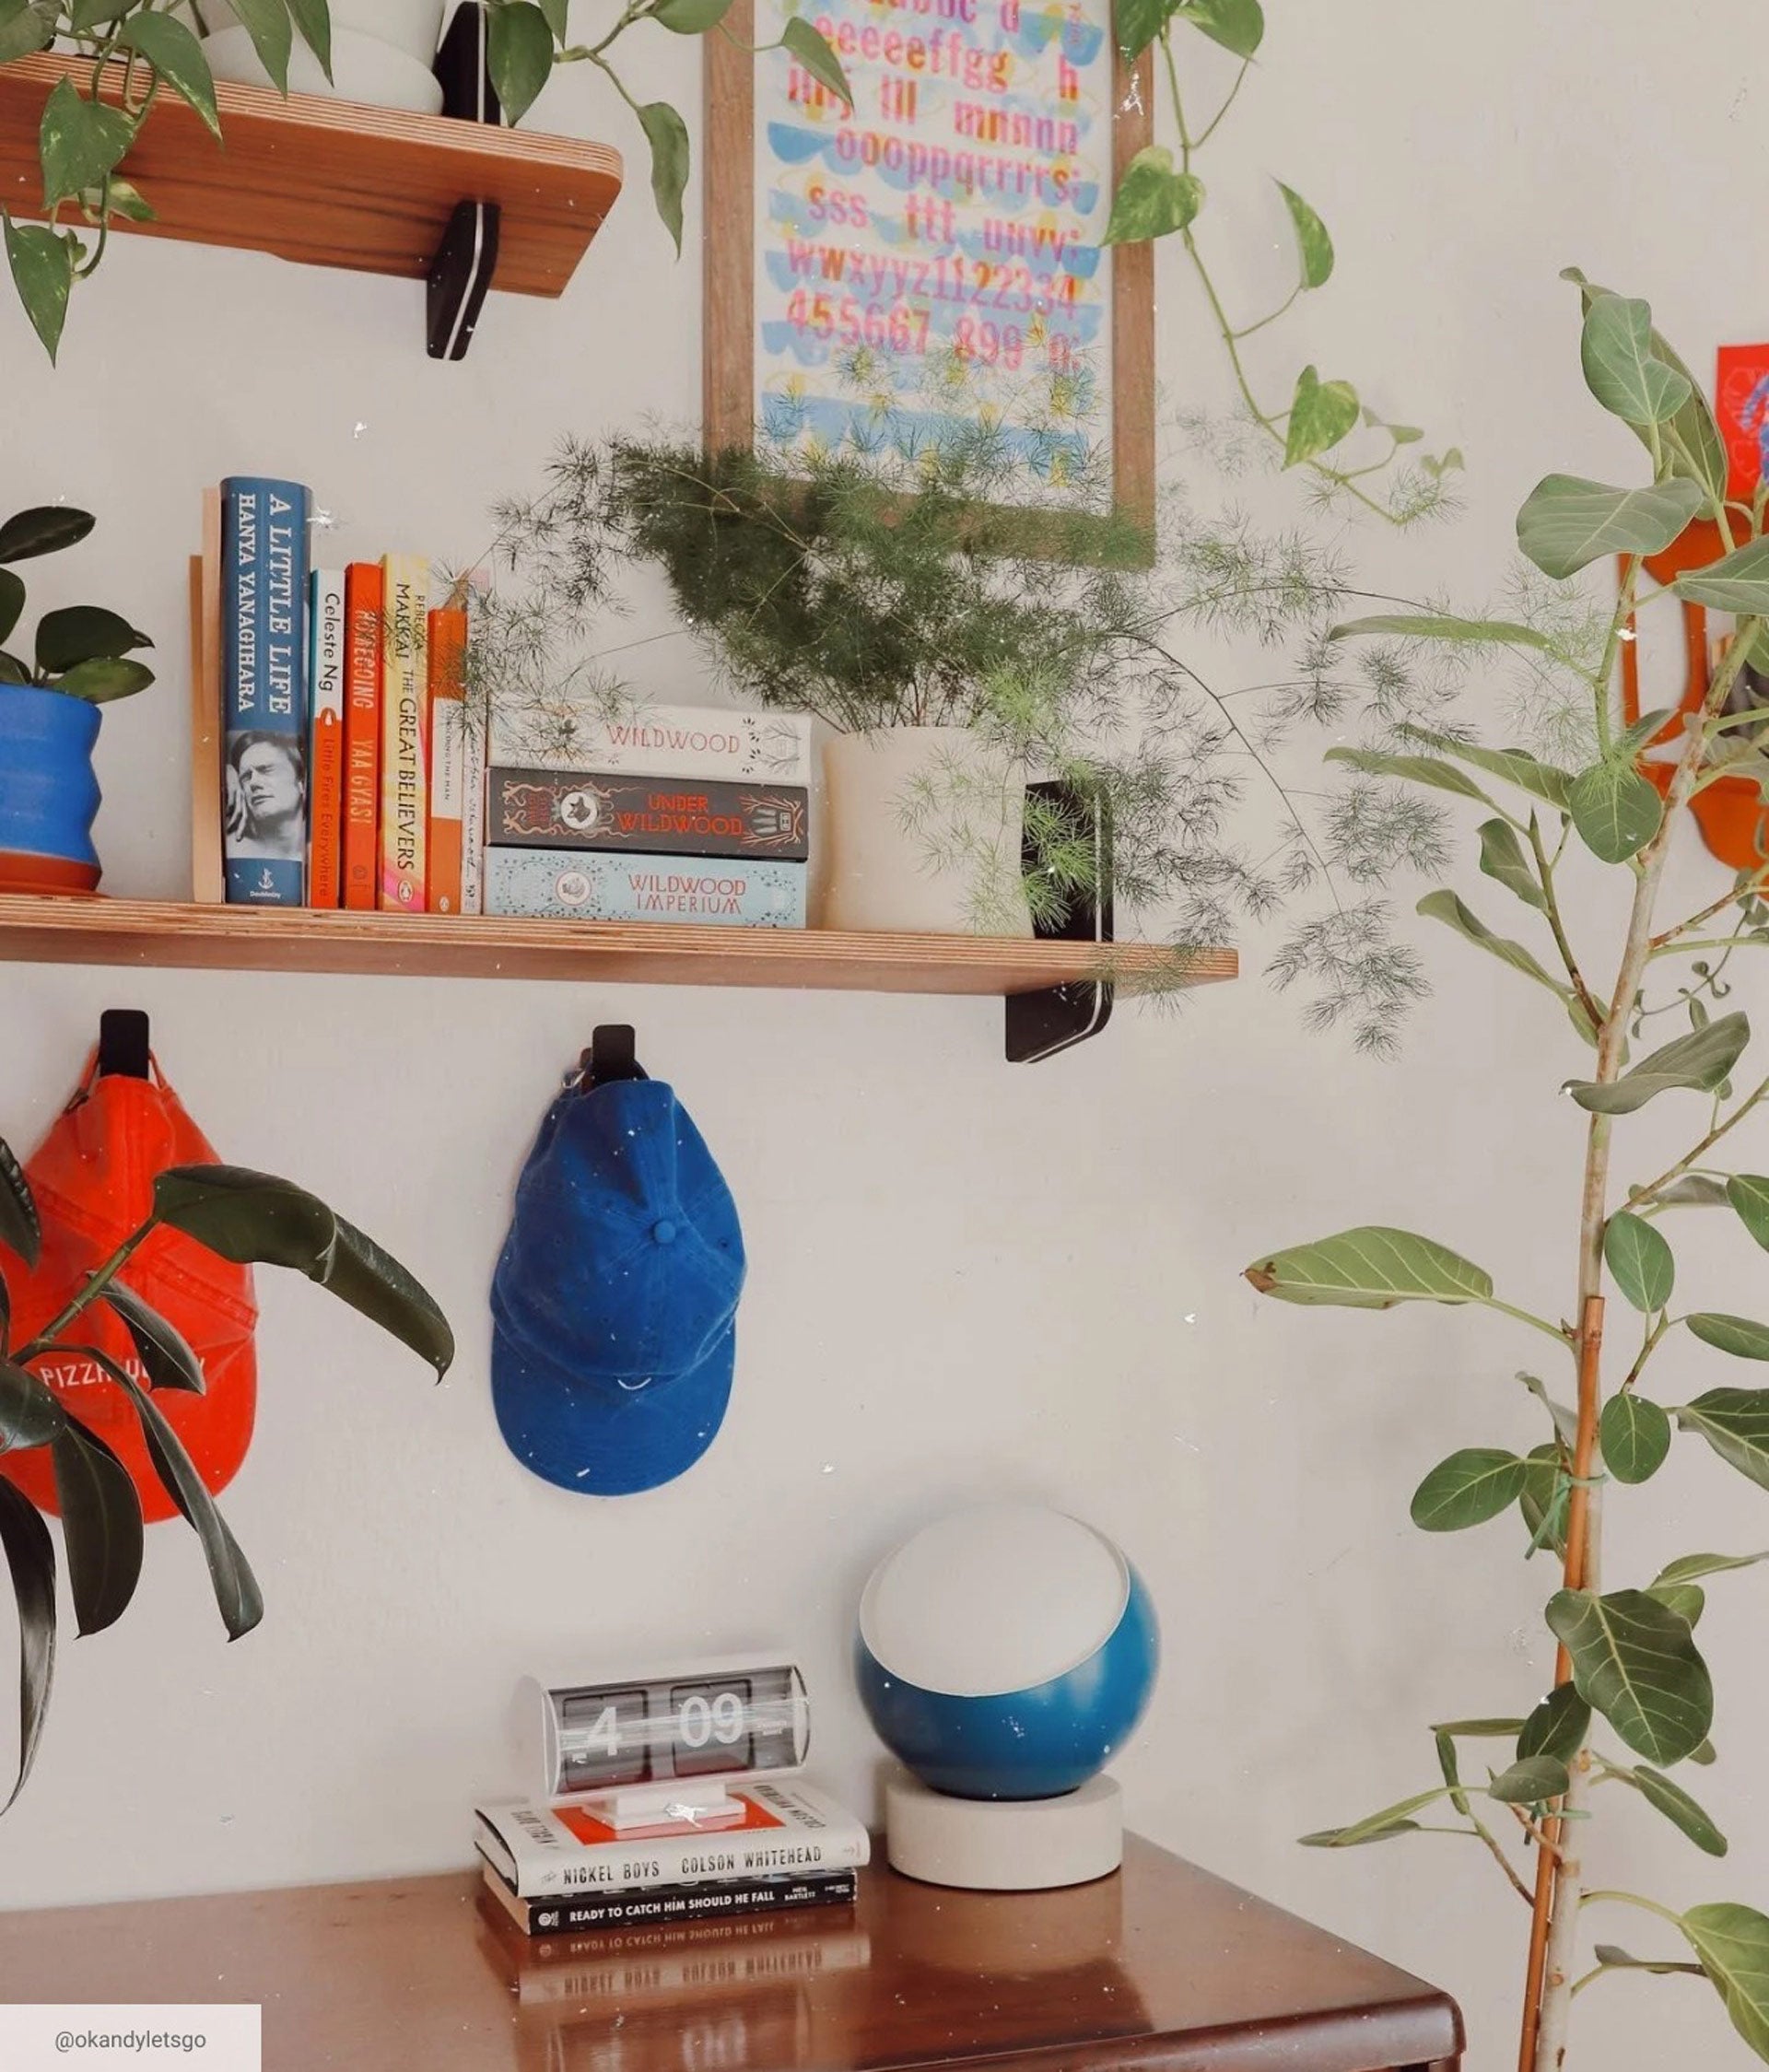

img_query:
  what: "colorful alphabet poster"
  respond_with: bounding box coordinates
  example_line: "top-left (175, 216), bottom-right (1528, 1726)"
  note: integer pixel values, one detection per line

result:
top-left (754, 0), bottom-right (1118, 508)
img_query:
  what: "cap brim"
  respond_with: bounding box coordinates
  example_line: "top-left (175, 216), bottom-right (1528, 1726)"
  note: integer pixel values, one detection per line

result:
top-left (491, 1317), bottom-right (735, 1497)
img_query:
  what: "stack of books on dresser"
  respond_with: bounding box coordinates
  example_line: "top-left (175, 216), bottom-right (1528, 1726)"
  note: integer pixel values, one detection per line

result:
top-left (474, 1777), bottom-right (868, 1937)
top-left (484, 700), bottom-right (813, 929)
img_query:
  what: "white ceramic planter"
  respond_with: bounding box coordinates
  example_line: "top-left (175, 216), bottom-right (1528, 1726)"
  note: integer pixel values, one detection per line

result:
top-left (193, 0), bottom-right (446, 113)
top-left (822, 728), bottom-right (1032, 936)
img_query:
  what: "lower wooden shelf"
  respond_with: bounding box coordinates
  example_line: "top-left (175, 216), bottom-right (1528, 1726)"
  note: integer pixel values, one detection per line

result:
top-left (0, 896), bottom-right (1238, 997)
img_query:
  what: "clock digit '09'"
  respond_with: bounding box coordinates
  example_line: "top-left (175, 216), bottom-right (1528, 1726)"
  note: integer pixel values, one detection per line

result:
top-left (524, 1659), bottom-right (810, 1798)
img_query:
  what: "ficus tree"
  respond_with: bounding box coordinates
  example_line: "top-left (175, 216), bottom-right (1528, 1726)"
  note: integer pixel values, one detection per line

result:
top-left (1245, 275), bottom-right (1769, 2069)
top-left (0, 1146), bottom-right (453, 1813)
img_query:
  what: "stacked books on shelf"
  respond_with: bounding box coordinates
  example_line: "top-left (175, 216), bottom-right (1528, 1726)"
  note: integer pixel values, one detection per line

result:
top-left (474, 1777), bottom-right (868, 1937)
top-left (483, 701), bottom-right (813, 928)
top-left (191, 478), bottom-right (477, 916)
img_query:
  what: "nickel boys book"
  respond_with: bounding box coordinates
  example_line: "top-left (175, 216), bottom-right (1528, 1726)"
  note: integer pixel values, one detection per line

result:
top-left (221, 476), bottom-right (310, 905)
top-left (474, 1779), bottom-right (869, 1897)
top-left (478, 1862), bottom-right (858, 1936)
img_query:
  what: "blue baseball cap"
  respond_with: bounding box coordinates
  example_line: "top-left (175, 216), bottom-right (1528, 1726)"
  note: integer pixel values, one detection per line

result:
top-left (490, 1077), bottom-right (745, 1495)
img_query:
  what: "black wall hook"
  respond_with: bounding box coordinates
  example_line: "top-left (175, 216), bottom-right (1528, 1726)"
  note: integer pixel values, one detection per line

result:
top-left (1006, 780), bottom-right (1115, 1064)
top-left (98, 1009), bottom-right (151, 1080)
top-left (581, 1024), bottom-right (645, 1089)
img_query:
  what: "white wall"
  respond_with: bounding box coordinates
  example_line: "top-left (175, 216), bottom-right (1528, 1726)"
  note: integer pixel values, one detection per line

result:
top-left (3, 5), bottom-right (1767, 2067)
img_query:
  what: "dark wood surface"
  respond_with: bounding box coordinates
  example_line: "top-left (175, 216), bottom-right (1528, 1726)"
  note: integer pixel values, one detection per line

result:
top-left (0, 1836), bottom-right (1461, 2071)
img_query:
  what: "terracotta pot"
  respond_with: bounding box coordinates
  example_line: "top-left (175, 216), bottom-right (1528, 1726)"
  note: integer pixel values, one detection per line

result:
top-left (0, 684), bottom-right (102, 895)
top-left (821, 728), bottom-right (1031, 935)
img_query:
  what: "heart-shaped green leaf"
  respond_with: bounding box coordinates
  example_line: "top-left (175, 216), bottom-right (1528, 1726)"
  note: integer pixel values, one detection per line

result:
top-left (1488, 1754), bottom-right (1570, 1805)
top-left (1566, 1013), bottom-right (1748, 1115)
top-left (1673, 537), bottom-right (1769, 616)
top-left (1546, 1587), bottom-right (1713, 1766)
top-left (1518, 1684), bottom-right (1589, 1766)
top-left (1601, 1393), bottom-right (1672, 1484)
top-left (1411, 1448), bottom-right (1527, 1532)
top-left (1563, 270), bottom-right (1728, 502)
top-left (1101, 147), bottom-right (1204, 245)
top-left (1276, 181), bottom-right (1332, 289)
top-left (117, 13), bottom-right (222, 137)
top-left (1172, 0), bottom-right (1263, 57)
top-left (1603, 1212), bottom-right (1674, 1313)
top-left (1517, 474), bottom-right (1703, 581)
top-left (228, 0), bottom-right (294, 93)
top-left (0, 0), bottom-right (53, 63)
top-left (0, 1476), bottom-right (54, 1813)
top-left (1284, 365), bottom-right (1359, 468)
top-left (638, 100), bottom-right (690, 257)
top-left (780, 16), bottom-right (852, 106)
top-left (1680, 1903), bottom-right (1769, 2057)
top-left (1580, 295), bottom-right (1692, 426)
top-left (4, 217), bottom-right (76, 364)
top-left (1114, 0), bottom-right (1173, 59)
top-left (486, 0), bottom-right (554, 124)
top-left (1247, 1227), bottom-right (1493, 1309)
top-left (39, 78), bottom-right (135, 212)
top-left (49, 1417), bottom-right (143, 1637)
top-left (1677, 1387), bottom-right (1769, 1488)
top-left (1569, 756), bottom-right (1663, 863)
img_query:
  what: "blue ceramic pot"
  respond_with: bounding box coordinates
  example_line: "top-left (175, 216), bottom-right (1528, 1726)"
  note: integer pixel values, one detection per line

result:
top-left (0, 682), bottom-right (103, 892)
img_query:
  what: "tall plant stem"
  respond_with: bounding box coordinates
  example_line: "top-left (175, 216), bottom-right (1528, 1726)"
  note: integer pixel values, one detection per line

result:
top-left (1522, 710), bottom-right (1715, 2072)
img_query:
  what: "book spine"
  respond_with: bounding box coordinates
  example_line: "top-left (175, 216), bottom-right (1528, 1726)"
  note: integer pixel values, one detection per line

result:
top-left (479, 1813), bottom-right (868, 1898)
top-left (501, 1870), bottom-right (857, 1935)
top-left (485, 850), bottom-right (807, 928)
top-left (487, 769), bottom-right (810, 861)
top-left (307, 569), bottom-right (346, 909)
top-left (222, 476), bottom-right (310, 906)
top-left (379, 555), bottom-right (429, 911)
top-left (460, 716), bottom-right (486, 916)
top-left (490, 705), bottom-right (812, 783)
top-left (342, 563), bottom-right (383, 912)
top-left (189, 486), bottom-right (225, 904)
top-left (426, 604), bottom-right (468, 915)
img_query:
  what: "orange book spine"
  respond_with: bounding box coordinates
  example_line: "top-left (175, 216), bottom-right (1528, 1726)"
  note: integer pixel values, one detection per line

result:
top-left (308, 569), bottom-right (346, 908)
top-left (342, 563), bottom-right (383, 912)
top-left (427, 604), bottom-right (468, 917)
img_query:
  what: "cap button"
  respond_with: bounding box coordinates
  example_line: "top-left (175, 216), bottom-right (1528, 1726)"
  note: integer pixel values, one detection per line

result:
top-left (651, 1219), bottom-right (678, 1246)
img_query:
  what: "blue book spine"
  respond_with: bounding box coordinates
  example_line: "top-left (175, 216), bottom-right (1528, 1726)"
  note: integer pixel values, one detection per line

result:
top-left (485, 849), bottom-right (808, 926)
top-left (222, 475), bottom-right (310, 906)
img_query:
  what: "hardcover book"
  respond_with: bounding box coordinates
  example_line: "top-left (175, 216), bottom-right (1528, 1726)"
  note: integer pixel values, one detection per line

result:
top-left (489, 700), bottom-right (812, 783)
top-left (342, 563), bottom-right (383, 912)
top-left (427, 603), bottom-right (469, 915)
top-left (221, 475), bottom-right (310, 906)
top-left (488, 769), bottom-right (810, 860)
top-left (485, 849), bottom-right (808, 927)
top-left (474, 1779), bottom-right (869, 1898)
top-left (379, 555), bottom-right (430, 911)
top-left (307, 568), bottom-right (346, 909)
top-left (476, 1857), bottom-right (858, 1936)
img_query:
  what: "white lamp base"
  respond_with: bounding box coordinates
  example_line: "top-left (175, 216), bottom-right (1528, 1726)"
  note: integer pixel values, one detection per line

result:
top-left (884, 1772), bottom-right (1123, 1891)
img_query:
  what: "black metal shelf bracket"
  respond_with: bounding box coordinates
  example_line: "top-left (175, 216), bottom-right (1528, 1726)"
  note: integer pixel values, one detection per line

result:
top-left (1005, 781), bottom-right (1115, 1064)
top-left (427, 4), bottom-right (501, 362)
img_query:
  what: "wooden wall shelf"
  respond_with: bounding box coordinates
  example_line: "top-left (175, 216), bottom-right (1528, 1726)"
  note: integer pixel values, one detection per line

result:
top-left (0, 53), bottom-right (622, 318)
top-left (0, 895), bottom-right (1236, 1001)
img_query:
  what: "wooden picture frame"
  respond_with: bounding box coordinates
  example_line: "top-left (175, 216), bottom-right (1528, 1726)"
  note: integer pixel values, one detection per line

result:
top-left (704, 0), bottom-right (1154, 547)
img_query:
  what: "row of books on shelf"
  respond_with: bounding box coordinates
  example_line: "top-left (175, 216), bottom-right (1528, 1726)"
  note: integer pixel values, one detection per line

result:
top-left (473, 1778), bottom-right (868, 1940)
top-left (196, 477), bottom-right (814, 926)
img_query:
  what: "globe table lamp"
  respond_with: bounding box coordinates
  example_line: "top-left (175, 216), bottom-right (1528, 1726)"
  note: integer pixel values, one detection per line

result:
top-left (855, 1503), bottom-right (1159, 1890)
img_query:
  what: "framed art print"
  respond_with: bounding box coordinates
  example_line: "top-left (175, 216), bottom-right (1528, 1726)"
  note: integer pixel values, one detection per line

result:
top-left (704, 0), bottom-right (1154, 542)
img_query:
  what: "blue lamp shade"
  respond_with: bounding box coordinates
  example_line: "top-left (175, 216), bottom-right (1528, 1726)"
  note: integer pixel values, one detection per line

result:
top-left (855, 1504), bottom-right (1159, 1802)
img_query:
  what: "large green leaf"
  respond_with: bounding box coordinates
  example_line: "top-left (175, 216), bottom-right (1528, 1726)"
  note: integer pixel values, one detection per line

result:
top-left (1410, 1448), bottom-right (1527, 1532)
top-left (1399, 728), bottom-right (1575, 812)
top-left (1648, 1580), bottom-right (1705, 1625)
top-left (1518, 1684), bottom-right (1589, 1766)
top-left (1609, 1765), bottom-right (1728, 1855)
top-left (1545, 1587), bottom-right (1713, 1766)
top-left (1246, 1227), bottom-right (1493, 1309)
top-left (152, 1167), bottom-right (454, 1375)
top-left (0, 506), bottom-right (93, 565)
top-left (1516, 474), bottom-right (1704, 581)
top-left (0, 1477), bottom-right (53, 1814)
top-left (779, 16), bottom-right (852, 106)
top-left (1600, 1393), bottom-right (1672, 1484)
top-left (0, 1135), bottom-right (40, 1269)
top-left (1477, 819), bottom-right (1547, 912)
top-left (1678, 1387), bottom-right (1769, 1488)
top-left (1568, 757), bottom-right (1663, 863)
top-left (1488, 1755), bottom-right (1570, 1805)
top-left (1563, 271), bottom-right (1728, 503)
top-left (1674, 537), bottom-right (1769, 617)
top-left (1284, 366), bottom-right (1359, 469)
top-left (1298, 1785), bottom-right (1452, 1848)
top-left (117, 13), bottom-right (221, 138)
top-left (638, 100), bottom-right (691, 257)
top-left (1114, 0), bottom-right (1173, 59)
top-left (1680, 1903), bottom-right (1769, 2058)
top-left (1325, 746), bottom-right (1494, 805)
top-left (486, 0), bottom-right (554, 124)
top-left (1415, 889), bottom-right (1570, 1005)
top-left (1101, 148), bottom-right (1203, 245)
top-left (53, 657), bottom-right (154, 703)
top-left (1687, 1317), bottom-right (1769, 1361)
top-left (1580, 295), bottom-right (1692, 427)
top-left (285, 0), bottom-right (332, 77)
top-left (1330, 613), bottom-right (1552, 650)
top-left (1276, 181), bottom-right (1332, 289)
top-left (1603, 1212), bottom-right (1674, 1313)
top-left (34, 605), bottom-right (149, 676)
top-left (100, 1282), bottom-right (205, 1396)
top-left (0, 0), bottom-right (53, 63)
top-left (0, 1360), bottom-right (64, 1449)
top-left (1566, 1012), bottom-right (1749, 1115)
top-left (49, 1417), bottom-right (143, 1637)
top-left (1655, 1551), bottom-right (1769, 1586)
top-left (652, 0), bottom-right (732, 28)
top-left (1728, 1176), bottom-right (1769, 1254)
top-left (38, 77), bottom-right (135, 212)
top-left (228, 0), bottom-right (295, 93)
top-left (1172, 0), bottom-right (1263, 56)
top-left (4, 217), bottom-right (75, 364)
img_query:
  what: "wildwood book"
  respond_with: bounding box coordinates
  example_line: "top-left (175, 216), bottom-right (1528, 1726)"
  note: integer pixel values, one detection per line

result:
top-left (489, 769), bottom-right (809, 860)
top-left (485, 850), bottom-right (808, 926)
